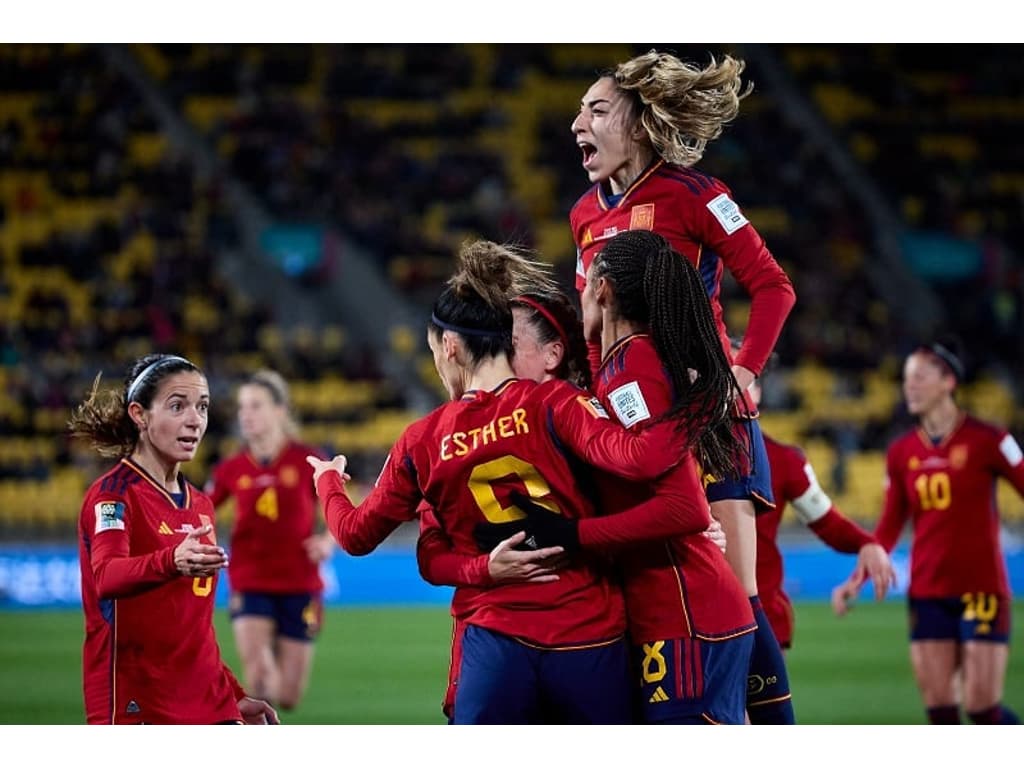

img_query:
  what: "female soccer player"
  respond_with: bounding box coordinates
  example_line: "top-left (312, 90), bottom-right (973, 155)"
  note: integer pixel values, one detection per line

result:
top-left (206, 369), bottom-right (332, 711)
top-left (308, 240), bottom-right (710, 724)
top-left (69, 353), bottom-right (278, 725)
top-left (834, 341), bottom-right (1023, 725)
top-left (569, 49), bottom-right (797, 723)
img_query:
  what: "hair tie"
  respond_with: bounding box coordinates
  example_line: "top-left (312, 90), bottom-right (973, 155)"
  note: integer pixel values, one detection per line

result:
top-left (514, 296), bottom-right (569, 351)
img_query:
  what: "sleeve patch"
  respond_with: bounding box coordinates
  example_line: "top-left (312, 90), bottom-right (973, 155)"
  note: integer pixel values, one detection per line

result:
top-left (576, 395), bottom-right (609, 420)
top-left (94, 501), bottom-right (126, 534)
top-left (999, 434), bottom-right (1023, 467)
top-left (607, 381), bottom-right (651, 428)
top-left (706, 192), bottom-right (749, 235)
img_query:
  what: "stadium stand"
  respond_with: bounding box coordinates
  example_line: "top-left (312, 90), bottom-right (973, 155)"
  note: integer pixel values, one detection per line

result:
top-left (1, 43), bottom-right (1022, 539)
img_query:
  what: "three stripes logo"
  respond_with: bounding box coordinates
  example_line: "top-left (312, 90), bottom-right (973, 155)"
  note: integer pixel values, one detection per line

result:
top-left (158, 522), bottom-right (174, 535)
top-left (648, 686), bottom-right (670, 704)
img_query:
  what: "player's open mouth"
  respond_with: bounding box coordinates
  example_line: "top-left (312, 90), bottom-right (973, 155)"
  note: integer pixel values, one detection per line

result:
top-left (579, 142), bottom-right (597, 167)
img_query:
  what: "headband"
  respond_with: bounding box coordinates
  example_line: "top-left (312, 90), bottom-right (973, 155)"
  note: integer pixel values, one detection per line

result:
top-left (126, 355), bottom-right (191, 403)
top-left (430, 313), bottom-right (506, 339)
top-left (922, 343), bottom-right (964, 381)
top-left (514, 295), bottom-right (569, 350)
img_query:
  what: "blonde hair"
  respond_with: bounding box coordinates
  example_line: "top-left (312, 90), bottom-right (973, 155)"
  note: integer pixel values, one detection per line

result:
top-left (614, 50), bottom-right (752, 168)
top-left (245, 368), bottom-right (299, 439)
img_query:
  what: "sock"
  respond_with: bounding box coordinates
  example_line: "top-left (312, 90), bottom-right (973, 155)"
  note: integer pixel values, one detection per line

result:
top-left (926, 705), bottom-right (961, 724)
top-left (968, 704), bottom-right (1021, 725)
top-left (746, 596), bottom-right (795, 724)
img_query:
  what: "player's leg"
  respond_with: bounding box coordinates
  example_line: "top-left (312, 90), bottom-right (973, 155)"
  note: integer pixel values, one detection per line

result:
top-left (273, 594), bottom-right (323, 710)
top-left (910, 640), bottom-right (960, 722)
top-left (960, 594), bottom-right (1019, 724)
top-left (230, 592), bottom-right (280, 704)
top-left (453, 624), bottom-right (539, 724)
top-left (539, 638), bottom-right (633, 724)
top-left (710, 498), bottom-right (759, 595)
top-left (709, 420), bottom-right (793, 724)
top-left (908, 597), bottom-right (963, 723)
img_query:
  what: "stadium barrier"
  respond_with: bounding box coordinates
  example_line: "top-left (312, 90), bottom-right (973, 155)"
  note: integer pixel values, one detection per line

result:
top-left (2, 541), bottom-right (1023, 609)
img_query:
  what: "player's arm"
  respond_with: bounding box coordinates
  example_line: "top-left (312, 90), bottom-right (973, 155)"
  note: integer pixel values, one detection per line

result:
top-left (576, 453), bottom-right (712, 551)
top-left (86, 494), bottom-right (224, 599)
top-left (690, 184), bottom-right (795, 378)
top-left (873, 447), bottom-right (910, 553)
top-left (785, 452), bottom-right (895, 600)
top-left (417, 502), bottom-right (492, 587)
top-left (309, 440), bottom-right (421, 556)
top-left (421, 503), bottom-right (565, 586)
top-left (549, 379), bottom-right (684, 482)
top-left (991, 430), bottom-right (1024, 499)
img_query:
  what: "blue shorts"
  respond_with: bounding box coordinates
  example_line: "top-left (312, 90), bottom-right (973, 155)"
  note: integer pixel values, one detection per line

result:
top-left (705, 418), bottom-right (774, 513)
top-left (633, 634), bottom-right (754, 724)
top-left (229, 591), bottom-right (323, 642)
top-left (909, 595), bottom-right (1011, 644)
top-left (453, 624), bottom-right (633, 724)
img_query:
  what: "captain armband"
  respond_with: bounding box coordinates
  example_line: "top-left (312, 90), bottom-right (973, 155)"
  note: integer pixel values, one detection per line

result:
top-left (791, 463), bottom-right (832, 525)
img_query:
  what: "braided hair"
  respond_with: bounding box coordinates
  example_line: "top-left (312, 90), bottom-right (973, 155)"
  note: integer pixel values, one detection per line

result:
top-left (592, 229), bottom-right (745, 478)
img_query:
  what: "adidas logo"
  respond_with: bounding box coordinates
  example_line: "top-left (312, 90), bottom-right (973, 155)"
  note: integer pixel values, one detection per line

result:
top-left (158, 522), bottom-right (174, 535)
top-left (648, 686), bottom-right (669, 704)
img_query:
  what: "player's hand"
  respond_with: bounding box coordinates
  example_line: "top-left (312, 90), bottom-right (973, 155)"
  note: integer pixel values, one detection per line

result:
top-left (509, 491), bottom-right (580, 553)
top-left (730, 364), bottom-right (756, 394)
top-left (487, 531), bottom-right (566, 584)
top-left (306, 454), bottom-right (351, 486)
top-left (473, 519), bottom-right (529, 553)
top-left (173, 524), bottom-right (228, 578)
top-left (703, 518), bottom-right (727, 554)
top-left (238, 695), bottom-right (279, 725)
top-left (831, 577), bottom-right (861, 617)
top-left (855, 543), bottom-right (897, 601)
top-left (303, 532), bottom-right (335, 563)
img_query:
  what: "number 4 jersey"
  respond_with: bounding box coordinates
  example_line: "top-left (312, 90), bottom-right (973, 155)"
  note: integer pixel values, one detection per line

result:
top-left (877, 413), bottom-right (1024, 598)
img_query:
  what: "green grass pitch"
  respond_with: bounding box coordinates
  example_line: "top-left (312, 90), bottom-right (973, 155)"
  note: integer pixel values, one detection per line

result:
top-left (1, 600), bottom-right (1021, 724)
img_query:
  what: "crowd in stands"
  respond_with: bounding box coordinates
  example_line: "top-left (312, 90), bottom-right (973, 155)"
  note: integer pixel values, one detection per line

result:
top-left (2, 43), bottom-right (1022, 538)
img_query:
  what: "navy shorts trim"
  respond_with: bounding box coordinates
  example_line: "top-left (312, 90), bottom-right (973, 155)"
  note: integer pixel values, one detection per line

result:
top-left (909, 595), bottom-right (1011, 643)
top-left (705, 418), bottom-right (774, 512)
top-left (633, 634), bottom-right (753, 725)
top-left (229, 591), bottom-right (323, 642)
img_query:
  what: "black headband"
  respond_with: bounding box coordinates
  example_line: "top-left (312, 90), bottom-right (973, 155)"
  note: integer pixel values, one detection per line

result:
top-left (430, 313), bottom-right (506, 339)
top-left (923, 343), bottom-right (964, 381)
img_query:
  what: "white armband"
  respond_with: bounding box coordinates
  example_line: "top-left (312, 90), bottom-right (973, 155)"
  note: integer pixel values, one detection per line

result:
top-left (791, 463), bottom-right (832, 525)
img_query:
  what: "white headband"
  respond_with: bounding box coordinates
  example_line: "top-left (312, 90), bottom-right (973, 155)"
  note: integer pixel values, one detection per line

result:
top-left (126, 355), bottom-right (191, 404)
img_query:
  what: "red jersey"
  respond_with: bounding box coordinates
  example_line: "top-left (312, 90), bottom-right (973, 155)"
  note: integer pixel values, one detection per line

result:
top-left (78, 459), bottom-right (244, 724)
top-left (318, 377), bottom-right (688, 648)
top-left (592, 334), bottom-right (755, 644)
top-left (207, 441), bottom-right (325, 594)
top-left (570, 159), bottom-right (795, 398)
top-left (757, 435), bottom-right (874, 644)
top-left (876, 413), bottom-right (1024, 598)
